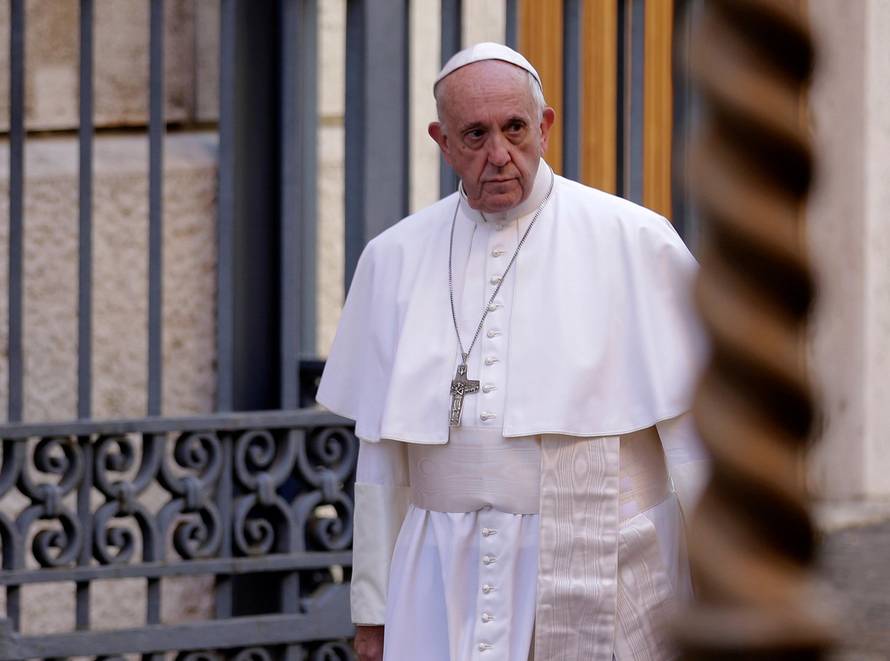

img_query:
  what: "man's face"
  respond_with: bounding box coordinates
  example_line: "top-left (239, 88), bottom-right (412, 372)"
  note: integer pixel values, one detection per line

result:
top-left (428, 61), bottom-right (556, 213)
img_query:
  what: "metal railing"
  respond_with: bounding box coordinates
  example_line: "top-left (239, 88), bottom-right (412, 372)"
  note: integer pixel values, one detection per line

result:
top-left (0, 410), bottom-right (357, 659)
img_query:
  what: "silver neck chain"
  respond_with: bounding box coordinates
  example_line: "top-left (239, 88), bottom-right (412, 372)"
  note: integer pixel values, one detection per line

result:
top-left (448, 170), bottom-right (555, 365)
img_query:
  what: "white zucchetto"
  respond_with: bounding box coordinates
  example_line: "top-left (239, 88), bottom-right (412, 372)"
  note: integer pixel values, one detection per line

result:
top-left (434, 42), bottom-right (543, 91)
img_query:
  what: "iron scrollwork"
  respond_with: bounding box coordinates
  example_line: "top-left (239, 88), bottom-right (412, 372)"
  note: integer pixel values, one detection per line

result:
top-left (158, 431), bottom-right (224, 560)
top-left (0, 413), bottom-right (358, 659)
top-left (16, 436), bottom-right (84, 568)
top-left (93, 432), bottom-right (162, 563)
top-left (293, 427), bottom-right (358, 552)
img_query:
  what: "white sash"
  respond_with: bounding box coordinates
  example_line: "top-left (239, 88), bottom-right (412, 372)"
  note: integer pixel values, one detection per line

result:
top-left (406, 426), bottom-right (678, 660)
top-left (535, 430), bottom-right (677, 660)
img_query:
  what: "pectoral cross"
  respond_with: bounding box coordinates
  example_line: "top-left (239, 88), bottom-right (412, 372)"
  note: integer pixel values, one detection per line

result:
top-left (450, 362), bottom-right (480, 427)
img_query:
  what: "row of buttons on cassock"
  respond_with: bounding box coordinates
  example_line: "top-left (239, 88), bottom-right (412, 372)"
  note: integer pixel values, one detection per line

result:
top-left (479, 525), bottom-right (499, 652)
top-left (480, 243), bottom-right (506, 424)
top-left (478, 223), bottom-right (514, 651)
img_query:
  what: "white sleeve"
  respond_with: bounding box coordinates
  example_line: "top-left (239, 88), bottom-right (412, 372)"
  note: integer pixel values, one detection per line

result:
top-left (351, 438), bottom-right (411, 626)
top-left (656, 412), bottom-right (710, 519)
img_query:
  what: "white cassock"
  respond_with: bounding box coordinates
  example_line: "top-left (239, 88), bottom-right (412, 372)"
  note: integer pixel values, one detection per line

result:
top-left (317, 160), bottom-right (709, 661)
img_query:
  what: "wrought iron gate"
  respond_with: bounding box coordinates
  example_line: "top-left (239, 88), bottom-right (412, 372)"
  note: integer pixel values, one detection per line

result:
top-left (0, 411), bottom-right (357, 659)
top-left (0, 0), bottom-right (362, 657)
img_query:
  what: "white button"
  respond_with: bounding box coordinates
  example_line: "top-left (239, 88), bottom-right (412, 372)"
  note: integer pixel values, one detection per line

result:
top-left (495, 223), bottom-right (506, 231)
top-left (482, 527), bottom-right (497, 537)
top-left (483, 554), bottom-right (496, 565)
top-left (481, 612), bottom-right (495, 623)
top-left (490, 275), bottom-right (502, 285)
top-left (482, 383), bottom-right (496, 393)
top-left (482, 584), bottom-right (495, 594)
top-left (478, 642), bottom-right (492, 652)
top-left (484, 356), bottom-right (499, 366)
top-left (486, 329), bottom-right (501, 338)
top-left (480, 411), bottom-right (496, 421)
top-left (491, 248), bottom-right (505, 257)
top-left (486, 302), bottom-right (501, 312)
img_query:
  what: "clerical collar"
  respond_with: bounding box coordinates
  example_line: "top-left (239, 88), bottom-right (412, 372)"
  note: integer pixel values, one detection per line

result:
top-left (458, 159), bottom-right (553, 224)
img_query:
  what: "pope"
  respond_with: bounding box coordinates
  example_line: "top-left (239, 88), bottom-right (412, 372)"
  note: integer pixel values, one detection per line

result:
top-left (318, 42), bottom-right (708, 661)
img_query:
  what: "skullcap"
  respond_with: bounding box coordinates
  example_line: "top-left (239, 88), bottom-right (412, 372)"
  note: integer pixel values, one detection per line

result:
top-left (434, 42), bottom-right (542, 91)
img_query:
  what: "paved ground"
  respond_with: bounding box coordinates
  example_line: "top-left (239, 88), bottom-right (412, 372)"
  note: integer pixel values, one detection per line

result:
top-left (819, 517), bottom-right (890, 660)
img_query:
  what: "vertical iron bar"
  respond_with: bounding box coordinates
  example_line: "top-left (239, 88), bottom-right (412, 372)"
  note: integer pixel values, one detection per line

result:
top-left (628, 0), bottom-right (645, 204)
top-left (279, 429), bottom-right (300, 661)
top-left (78, 0), bottom-right (94, 420)
top-left (145, 4), bottom-right (165, 642)
top-left (562, 0), bottom-right (581, 181)
top-left (344, 0), bottom-right (365, 291)
top-left (8, 0), bottom-right (23, 425)
top-left (280, 0), bottom-right (300, 411)
top-left (228, 0), bottom-right (283, 611)
top-left (505, 0), bottom-right (518, 49)
top-left (299, 0), bottom-right (318, 366)
top-left (75, 437), bottom-right (93, 630)
top-left (230, 0), bottom-right (280, 413)
top-left (403, 1), bottom-right (411, 217)
top-left (75, 0), bottom-right (95, 632)
top-left (215, 432), bottom-right (233, 618)
top-left (280, 0), bottom-right (318, 410)
top-left (216, 0), bottom-right (236, 413)
top-left (344, 0), bottom-right (410, 289)
top-left (671, 0), bottom-right (703, 248)
top-left (439, 0), bottom-right (462, 197)
top-left (6, 0), bottom-right (24, 630)
top-left (615, 0), bottom-right (627, 197)
top-left (148, 0), bottom-right (164, 417)
top-left (215, 0), bottom-right (236, 622)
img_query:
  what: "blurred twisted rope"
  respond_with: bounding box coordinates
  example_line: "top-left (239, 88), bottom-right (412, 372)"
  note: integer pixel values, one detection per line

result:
top-left (675, 0), bottom-right (832, 658)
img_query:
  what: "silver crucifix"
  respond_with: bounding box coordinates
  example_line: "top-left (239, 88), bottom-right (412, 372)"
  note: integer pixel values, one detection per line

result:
top-left (449, 362), bottom-right (480, 427)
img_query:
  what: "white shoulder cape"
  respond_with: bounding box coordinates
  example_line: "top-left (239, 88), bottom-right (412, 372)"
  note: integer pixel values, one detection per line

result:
top-left (317, 174), bottom-right (706, 444)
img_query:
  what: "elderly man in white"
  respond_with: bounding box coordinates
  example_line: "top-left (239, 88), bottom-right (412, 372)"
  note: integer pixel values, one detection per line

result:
top-left (318, 43), bottom-right (707, 661)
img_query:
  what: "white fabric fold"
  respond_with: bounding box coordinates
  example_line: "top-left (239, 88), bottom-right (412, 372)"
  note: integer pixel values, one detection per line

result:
top-left (656, 412), bottom-right (710, 517)
top-left (535, 435), bottom-right (620, 659)
top-left (350, 428), bottom-right (697, 659)
top-left (351, 439), bottom-right (411, 626)
top-left (316, 165), bottom-right (705, 445)
top-left (614, 511), bottom-right (678, 660)
top-left (351, 481), bottom-right (411, 625)
top-left (408, 427), bottom-right (541, 514)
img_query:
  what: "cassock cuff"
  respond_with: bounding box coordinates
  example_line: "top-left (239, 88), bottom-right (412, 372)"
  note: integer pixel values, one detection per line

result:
top-left (351, 481), bottom-right (411, 625)
top-left (656, 413), bottom-right (711, 518)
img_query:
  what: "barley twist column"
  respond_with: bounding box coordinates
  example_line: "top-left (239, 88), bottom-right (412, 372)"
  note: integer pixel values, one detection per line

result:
top-left (675, 1), bottom-right (832, 658)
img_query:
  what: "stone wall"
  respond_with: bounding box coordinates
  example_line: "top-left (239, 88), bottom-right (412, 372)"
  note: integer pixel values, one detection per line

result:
top-left (808, 0), bottom-right (890, 500)
top-left (0, 0), bottom-right (219, 131)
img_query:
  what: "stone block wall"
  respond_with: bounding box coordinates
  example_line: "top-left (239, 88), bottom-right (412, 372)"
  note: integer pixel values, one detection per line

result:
top-left (0, 133), bottom-right (218, 423)
top-left (0, 0), bottom-right (219, 131)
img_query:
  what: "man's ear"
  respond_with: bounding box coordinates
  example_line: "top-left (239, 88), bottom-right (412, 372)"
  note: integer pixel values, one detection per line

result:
top-left (538, 107), bottom-right (556, 154)
top-left (429, 122), bottom-right (451, 163)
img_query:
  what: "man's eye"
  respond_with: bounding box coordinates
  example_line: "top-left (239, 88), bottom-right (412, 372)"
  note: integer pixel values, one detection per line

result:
top-left (507, 123), bottom-right (524, 133)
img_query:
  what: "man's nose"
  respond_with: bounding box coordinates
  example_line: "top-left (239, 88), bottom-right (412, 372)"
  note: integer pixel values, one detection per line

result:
top-left (487, 133), bottom-right (511, 168)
